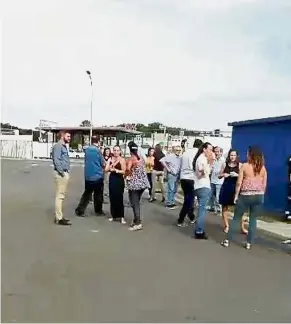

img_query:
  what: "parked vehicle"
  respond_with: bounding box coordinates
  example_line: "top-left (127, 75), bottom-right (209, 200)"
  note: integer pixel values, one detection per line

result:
top-left (68, 149), bottom-right (85, 159)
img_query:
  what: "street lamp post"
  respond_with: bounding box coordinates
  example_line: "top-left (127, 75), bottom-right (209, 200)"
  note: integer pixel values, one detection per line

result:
top-left (159, 124), bottom-right (167, 144)
top-left (86, 70), bottom-right (93, 145)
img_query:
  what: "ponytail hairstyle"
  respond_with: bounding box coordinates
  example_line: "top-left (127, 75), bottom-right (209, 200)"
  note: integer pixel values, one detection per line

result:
top-left (192, 142), bottom-right (212, 171)
top-left (128, 141), bottom-right (140, 160)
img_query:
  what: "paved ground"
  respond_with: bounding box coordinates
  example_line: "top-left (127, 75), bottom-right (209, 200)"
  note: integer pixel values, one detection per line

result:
top-left (2, 159), bottom-right (291, 323)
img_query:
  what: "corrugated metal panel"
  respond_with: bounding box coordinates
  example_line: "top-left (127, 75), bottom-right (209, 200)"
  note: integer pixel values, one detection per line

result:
top-left (231, 121), bottom-right (291, 213)
top-left (228, 115), bottom-right (291, 127)
top-left (0, 140), bottom-right (33, 159)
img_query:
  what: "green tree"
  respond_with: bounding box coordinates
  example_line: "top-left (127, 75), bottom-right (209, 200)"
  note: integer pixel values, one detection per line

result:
top-left (80, 120), bottom-right (91, 127)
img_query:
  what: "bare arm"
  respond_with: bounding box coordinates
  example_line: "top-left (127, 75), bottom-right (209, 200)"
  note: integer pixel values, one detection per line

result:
top-left (234, 164), bottom-right (244, 199)
top-left (159, 157), bottom-right (169, 172)
top-left (105, 159), bottom-right (111, 172)
top-left (125, 158), bottom-right (133, 178)
top-left (218, 163), bottom-right (227, 179)
top-left (118, 158), bottom-right (126, 175)
top-left (196, 159), bottom-right (211, 177)
top-left (262, 166), bottom-right (267, 192)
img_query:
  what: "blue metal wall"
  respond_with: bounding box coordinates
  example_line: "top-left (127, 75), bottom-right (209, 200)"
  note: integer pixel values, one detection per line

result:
top-left (231, 120), bottom-right (291, 213)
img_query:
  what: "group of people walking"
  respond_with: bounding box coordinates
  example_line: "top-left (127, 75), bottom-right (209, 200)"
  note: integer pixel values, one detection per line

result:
top-left (52, 130), bottom-right (267, 249)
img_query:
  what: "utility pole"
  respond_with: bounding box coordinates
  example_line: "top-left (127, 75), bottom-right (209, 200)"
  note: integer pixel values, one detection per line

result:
top-left (86, 70), bottom-right (93, 144)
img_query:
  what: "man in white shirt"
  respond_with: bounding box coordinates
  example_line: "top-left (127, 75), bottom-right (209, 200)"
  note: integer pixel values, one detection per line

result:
top-left (177, 139), bottom-right (202, 226)
top-left (208, 147), bottom-right (225, 214)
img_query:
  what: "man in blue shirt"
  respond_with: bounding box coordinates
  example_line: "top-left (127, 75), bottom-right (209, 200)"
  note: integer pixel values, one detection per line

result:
top-left (52, 130), bottom-right (72, 226)
top-left (75, 136), bottom-right (105, 217)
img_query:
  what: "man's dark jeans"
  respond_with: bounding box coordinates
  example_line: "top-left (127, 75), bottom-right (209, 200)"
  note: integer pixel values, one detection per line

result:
top-left (178, 179), bottom-right (195, 224)
top-left (76, 178), bottom-right (104, 215)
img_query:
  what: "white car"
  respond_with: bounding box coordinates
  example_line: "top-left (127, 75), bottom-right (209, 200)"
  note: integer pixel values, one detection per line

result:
top-left (68, 149), bottom-right (85, 159)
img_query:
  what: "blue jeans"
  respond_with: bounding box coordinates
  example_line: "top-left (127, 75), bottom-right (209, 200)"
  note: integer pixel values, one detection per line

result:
top-left (167, 173), bottom-right (178, 206)
top-left (194, 187), bottom-right (211, 234)
top-left (228, 194), bottom-right (264, 243)
top-left (209, 183), bottom-right (222, 212)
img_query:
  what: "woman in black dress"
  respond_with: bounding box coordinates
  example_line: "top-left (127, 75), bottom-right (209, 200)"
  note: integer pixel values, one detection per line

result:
top-left (219, 150), bottom-right (242, 233)
top-left (105, 145), bottom-right (126, 224)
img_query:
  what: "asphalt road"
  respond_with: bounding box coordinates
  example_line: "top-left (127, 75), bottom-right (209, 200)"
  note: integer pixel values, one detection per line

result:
top-left (1, 159), bottom-right (291, 323)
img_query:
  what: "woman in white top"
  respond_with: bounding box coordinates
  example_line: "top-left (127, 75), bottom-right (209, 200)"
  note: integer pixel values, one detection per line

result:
top-left (192, 142), bottom-right (214, 239)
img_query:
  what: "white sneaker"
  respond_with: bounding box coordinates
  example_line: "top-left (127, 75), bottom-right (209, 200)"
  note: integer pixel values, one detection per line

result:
top-left (128, 224), bottom-right (143, 231)
top-left (177, 222), bottom-right (187, 227)
top-left (121, 218), bottom-right (126, 225)
top-left (221, 239), bottom-right (229, 247)
top-left (108, 217), bottom-right (113, 222)
top-left (245, 242), bottom-right (251, 250)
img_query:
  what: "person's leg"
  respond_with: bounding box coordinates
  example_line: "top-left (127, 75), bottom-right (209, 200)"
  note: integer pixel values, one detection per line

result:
top-left (241, 214), bottom-right (249, 234)
top-left (104, 172), bottom-right (109, 198)
top-left (173, 176), bottom-right (179, 203)
top-left (108, 176), bottom-right (116, 220)
top-left (215, 184), bottom-right (222, 213)
top-left (178, 179), bottom-right (188, 224)
top-left (208, 183), bottom-right (216, 211)
top-left (221, 205), bottom-right (229, 232)
top-left (159, 172), bottom-right (165, 201)
top-left (147, 173), bottom-right (152, 197)
top-left (224, 195), bottom-right (248, 244)
top-left (133, 190), bottom-right (143, 225)
top-left (166, 174), bottom-right (176, 207)
top-left (55, 171), bottom-right (70, 221)
top-left (120, 180), bottom-right (125, 221)
top-left (93, 178), bottom-right (104, 214)
top-left (178, 180), bottom-right (194, 224)
top-left (186, 181), bottom-right (195, 222)
top-left (116, 179), bottom-right (125, 221)
top-left (128, 190), bottom-right (142, 227)
top-left (246, 195), bottom-right (264, 245)
top-left (194, 187), bottom-right (211, 236)
top-left (150, 171), bottom-right (157, 200)
top-left (100, 179), bottom-right (104, 205)
top-left (75, 180), bottom-right (93, 216)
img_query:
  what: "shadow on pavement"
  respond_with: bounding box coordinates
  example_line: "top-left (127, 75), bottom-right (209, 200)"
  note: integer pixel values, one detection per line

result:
top-left (152, 202), bottom-right (291, 255)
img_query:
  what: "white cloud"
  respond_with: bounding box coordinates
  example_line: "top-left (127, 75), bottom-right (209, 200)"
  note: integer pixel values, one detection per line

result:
top-left (1, 0), bottom-right (291, 130)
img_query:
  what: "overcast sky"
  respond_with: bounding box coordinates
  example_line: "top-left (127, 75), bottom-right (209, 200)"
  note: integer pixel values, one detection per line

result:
top-left (2, 0), bottom-right (291, 130)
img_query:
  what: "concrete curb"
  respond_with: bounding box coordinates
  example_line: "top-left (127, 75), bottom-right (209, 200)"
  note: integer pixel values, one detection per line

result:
top-left (175, 194), bottom-right (291, 240)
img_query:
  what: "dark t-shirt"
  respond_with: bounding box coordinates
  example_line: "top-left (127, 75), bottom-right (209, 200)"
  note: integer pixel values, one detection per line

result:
top-left (153, 151), bottom-right (165, 171)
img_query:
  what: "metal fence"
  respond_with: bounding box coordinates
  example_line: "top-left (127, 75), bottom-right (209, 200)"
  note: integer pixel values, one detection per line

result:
top-left (0, 140), bottom-right (33, 159)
